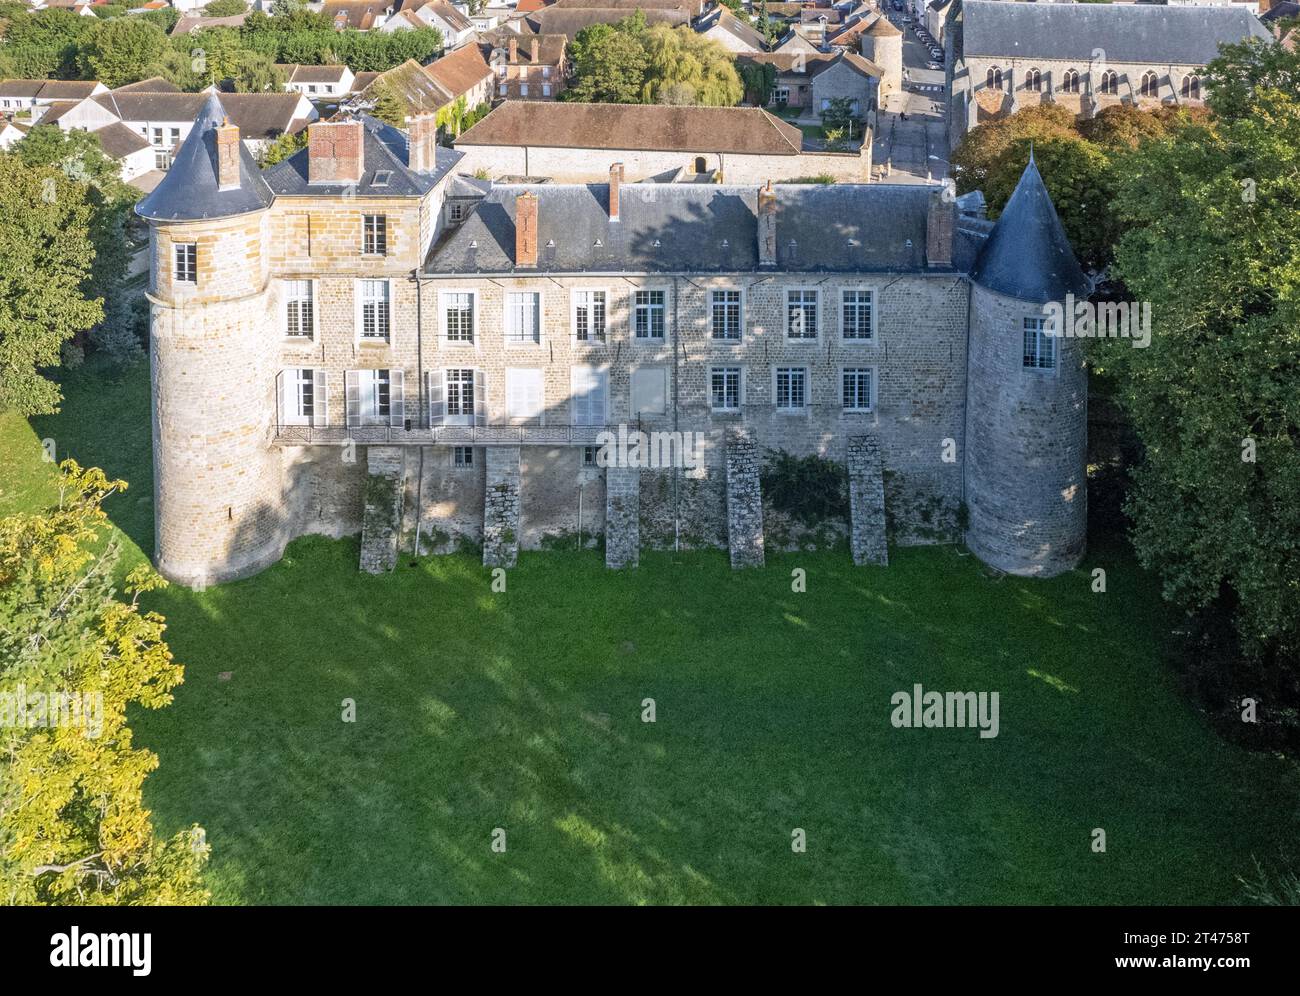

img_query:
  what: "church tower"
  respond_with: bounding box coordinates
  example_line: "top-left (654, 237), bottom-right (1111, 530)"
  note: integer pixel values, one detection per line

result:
top-left (964, 156), bottom-right (1090, 576)
top-left (137, 93), bottom-right (282, 587)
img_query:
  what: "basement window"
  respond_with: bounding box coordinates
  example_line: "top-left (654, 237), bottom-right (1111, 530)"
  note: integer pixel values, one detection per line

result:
top-left (452, 446), bottom-right (474, 468)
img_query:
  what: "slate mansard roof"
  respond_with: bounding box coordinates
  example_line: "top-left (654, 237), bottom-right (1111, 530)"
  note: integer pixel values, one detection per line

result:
top-left (426, 183), bottom-right (956, 275)
top-left (136, 93), bottom-right (274, 223)
top-left (970, 155), bottom-right (1089, 305)
top-left (265, 114), bottom-right (464, 197)
top-left (959, 0), bottom-right (1271, 65)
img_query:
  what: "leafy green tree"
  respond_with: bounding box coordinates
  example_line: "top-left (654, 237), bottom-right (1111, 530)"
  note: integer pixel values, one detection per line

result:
top-left (641, 24), bottom-right (742, 106)
top-left (564, 22), bottom-right (648, 104)
top-left (367, 79), bottom-right (407, 127)
top-left (0, 154), bottom-right (103, 416)
top-left (1102, 43), bottom-right (1300, 671)
top-left (740, 60), bottom-right (777, 106)
top-left (233, 49), bottom-right (286, 92)
top-left (203, 0), bottom-right (248, 15)
top-left (78, 16), bottom-right (168, 87)
top-left (0, 8), bottom-right (97, 79)
top-left (259, 128), bottom-right (307, 167)
top-left (0, 462), bottom-right (209, 906)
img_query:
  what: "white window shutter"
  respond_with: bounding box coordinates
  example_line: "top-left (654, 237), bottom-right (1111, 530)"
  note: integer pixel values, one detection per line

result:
top-left (275, 369), bottom-right (286, 425)
top-left (345, 369), bottom-right (359, 428)
top-left (390, 368), bottom-right (405, 428)
top-left (427, 370), bottom-right (444, 427)
top-left (314, 369), bottom-right (328, 427)
top-left (474, 369), bottom-right (487, 427)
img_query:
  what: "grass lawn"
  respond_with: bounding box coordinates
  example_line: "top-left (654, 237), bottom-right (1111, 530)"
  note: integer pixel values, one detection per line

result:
top-left (3, 362), bottom-right (1298, 905)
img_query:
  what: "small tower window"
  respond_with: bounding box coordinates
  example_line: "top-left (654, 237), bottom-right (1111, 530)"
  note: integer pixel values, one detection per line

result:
top-left (1022, 317), bottom-right (1057, 371)
top-left (174, 243), bottom-right (197, 283)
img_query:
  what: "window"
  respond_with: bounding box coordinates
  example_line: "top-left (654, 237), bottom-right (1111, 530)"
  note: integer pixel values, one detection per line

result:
top-left (285, 280), bottom-right (313, 336)
top-left (308, 84), bottom-right (317, 94)
top-left (1099, 70), bottom-right (1118, 96)
top-left (520, 83), bottom-right (529, 97)
top-left (582, 445), bottom-right (599, 468)
top-left (631, 367), bottom-right (667, 415)
top-left (445, 368), bottom-right (476, 425)
top-left (694, 156), bottom-right (708, 174)
top-left (841, 289), bottom-right (874, 340)
top-left (449, 202), bottom-right (466, 223)
top-left (505, 291), bottom-right (540, 344)
top-left (571, 366), bottom-right (607, 426)
top-left (573, 289), bottom-right (607, 342)
top-left (986, 66), bottom-right (1003, 91)
top-left (505, 367), bottom-right (544, 422)
top-left (453, 446), bottom-right (474, 468)
top-left (1061, 69), bottom-right (1080, 94)
top-left (347, 368), bottom-right (403, 427)
top-left (633, 290), bottom-right (665, 339)
top-left (280, 368), bottom-right (323, 426)
top-left (711, 289), bottom-right (742, 340)
top-left (1025, 68), bottom-right (1041, 92)
top-left (1181, 74), bottom-right (1201, 100)
top-left (362, 214), bottom-right (387, 255)
top-left (775, 367), bottom-right (808, 411)
top-left (359, 280), bottom-right (390, 340)
top-left (772, 86), bottom-right (790, 105)
top-left (543, 66), bottom-right (551, 79)
top-left (173, 243), bottom-right (197, 283)
top-left (710, 366), bottom-right (741, 412)
top-left (152, 126), bottom-right (164, 146)
top-left (542, 84), bottom-right (551, 97)
top-left (842, 367), bottom-right (874, 411)
top-left (443, 291), bottom-right (475, 343)
top-left (1022, 316), bottom-right (1056, 370)
top-left (169, 127), bottom-right (180, 147)
top-left (786, 289), bottom-right (818, 339)
top-left (1140, 71), bottom-right (1159, 99)
top-left (498, 84), bottom-right (507, 96)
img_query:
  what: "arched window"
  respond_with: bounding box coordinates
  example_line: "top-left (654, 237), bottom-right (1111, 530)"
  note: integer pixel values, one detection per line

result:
top-left (1061, 69), bottom-right (1080, 94)
top-left (1181, 74), bottom-right (1201, 100)
top-left (1099, 70), bottom-right (1118, 95)
top-left (1140, 71), bottom-right (1159, 98)
top-left (1025, 68), bottom-right (1042, 92)
top-left (986, 66), bottom-right (1004, 91)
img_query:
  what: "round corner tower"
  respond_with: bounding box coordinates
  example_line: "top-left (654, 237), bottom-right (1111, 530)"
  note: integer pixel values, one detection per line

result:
top-left (138, 94), bottom-right (283, 588)
top-left (862, 16), bottom-right (903, 98)
top-left (964, 157), bottom-right (1088, 577)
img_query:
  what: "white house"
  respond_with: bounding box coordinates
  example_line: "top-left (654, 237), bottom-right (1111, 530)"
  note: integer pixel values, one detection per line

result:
top-left (279, 64), bottom-right (357, 98)
top-left (0, 79), bottom-right (108, 117)
top-left (383, 0), bottom-right (478, 46)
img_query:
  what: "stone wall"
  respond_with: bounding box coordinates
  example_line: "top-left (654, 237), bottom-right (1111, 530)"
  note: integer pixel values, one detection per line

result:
top-left (359, 445), bottom-right (405, 573)
top-left (846, 434), bottom-right (887, 566)
top-left (725, 429), bottom-right (765, 568)
top-left (605, 466), bottom-right (640, 568)
top-left (483, 445), bottom-right (521, 567)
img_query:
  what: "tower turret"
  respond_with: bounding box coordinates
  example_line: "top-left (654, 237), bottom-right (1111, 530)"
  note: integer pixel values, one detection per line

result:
top-left (137, 93), bottom-right (282, 587)
top-left (862, 16), bottom-right (903, 98)
top-left (964, 155), bottom-right (1089, 576)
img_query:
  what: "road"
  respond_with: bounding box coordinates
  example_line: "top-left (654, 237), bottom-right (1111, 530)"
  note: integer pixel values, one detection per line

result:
top-left (872, 9), bottom-right (951, 185)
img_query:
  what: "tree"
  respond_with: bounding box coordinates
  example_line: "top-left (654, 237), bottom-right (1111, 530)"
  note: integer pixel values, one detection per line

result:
top-left (564, 23), bottom-right (648, 104)
top-left (0, 462), bottom-right (209, 905)
top-left (0, 154), bottom-right (103, 416)
top-left (739, 59), bottom-right (777, 107)
top-left (640, 24), bottom-right (743, 106)
top-left (203, 0), bottom-right (248, 14)
top-left (77, 17), bottom-right (168, 87)
top-left (367, 79), bottom-right (407, 127)
top-left (259, 128), bottom-right (307, 167)
top-left (1101, 43), bottom-right (1300, 701)
top-left (233, 49), bottom-right (286, 92)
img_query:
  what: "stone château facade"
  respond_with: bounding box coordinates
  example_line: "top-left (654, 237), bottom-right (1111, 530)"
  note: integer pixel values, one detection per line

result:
top-left (139, 93), bottom-right (1089, 588)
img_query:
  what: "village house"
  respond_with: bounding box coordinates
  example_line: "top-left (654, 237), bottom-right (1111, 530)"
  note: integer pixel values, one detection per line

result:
top-left (0, 79), bottom-right (108, 117)
top-left (279, 65), bottom-right (357, 99)
top-left (381, 0), bottom-right (478, 45)
top-left (137, 93), bottom-right (1089, 587)
top-left (451, 101), bottom-right (873, 182)
top-left (946, 0), bottom-right (1273, 144)
top-left (485, 32), bottom-right (570, 101)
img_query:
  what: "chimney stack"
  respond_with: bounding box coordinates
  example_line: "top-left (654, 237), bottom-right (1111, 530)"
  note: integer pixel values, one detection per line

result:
top-left (926, 185), bottom-right (954, 268)
top-left (408, 113), bottom-right (437, 173)
top-left (530, 37), bottom-right (540, 64)
top-left (307, 120), bottom-right (364, 185)
top-left (758, 181), bottom-right (777, 267)
top-left (609, 162), bottom-right (623, 222)
top-left (516, 191), bottom-right (539, 267)
top-left (508, 36), bottom-right (518, 63)
top-left (216, 116), bottom-right (241, 191)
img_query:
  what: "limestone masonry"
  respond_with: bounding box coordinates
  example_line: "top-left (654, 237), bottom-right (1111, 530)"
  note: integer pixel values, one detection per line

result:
top-left (138, 92), bottom-right (1090, 587)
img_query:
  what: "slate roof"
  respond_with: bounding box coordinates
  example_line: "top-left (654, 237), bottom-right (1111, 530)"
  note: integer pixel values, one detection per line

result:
top-left (960, 0), bottom-right (1271, 65)
top-left (1261, 1), bottom-right (1300, 22)
top-left (970, 155), bottom-right (1088, 304)
top-left (425, 182), bottom-right (949, 274)
top-left (95, 121), bottom-right (152, 158)
top-left (455, 102), bottom-right (806, 155)
top-left (136, 93), bottom-right (275, 222)
top-left (113, 76), bottom-right (181, 94)
top-left (283, 64), bottom-right (352, 84)
top-left (265, 113), bottom-right (464, 197)
top-left (95, 91), bottom-right (308, 139)
top-left (0, 79), bottom-right (102, 100)
top-left (402, 0), bottom-right (474, 31)
top-left (701, 8), bottom-right (772, 51)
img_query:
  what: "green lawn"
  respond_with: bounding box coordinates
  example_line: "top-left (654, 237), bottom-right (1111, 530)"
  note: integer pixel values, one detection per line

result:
top-left (3, 362), bottom-right (1298, 904)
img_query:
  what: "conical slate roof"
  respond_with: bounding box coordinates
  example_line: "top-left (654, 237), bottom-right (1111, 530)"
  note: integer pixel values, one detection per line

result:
top-left (136, 91), bottom-right (274, 222)
top-left (970, 154), bottom-right (1088, 304)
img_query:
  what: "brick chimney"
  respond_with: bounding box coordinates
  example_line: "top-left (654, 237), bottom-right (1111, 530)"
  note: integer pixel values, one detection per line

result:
top-left (757, 181), bottom-right (777, 267)
top-left (530, 37), bottom-right (540, 64)
top-left (609, 162), bottom-right (623, 222)
top-left (926, 185), bottom-right (954, 268)
top-left (516, 191), bottom-right (538, 267)
top-left (215, 117), bottom-right (241, 191)
top-left (408, 113), bottom-right (437, 173)
top-left (308, 120), bottom-right (364, 185)
top-left (508, 36), bottom-right (518, 63)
